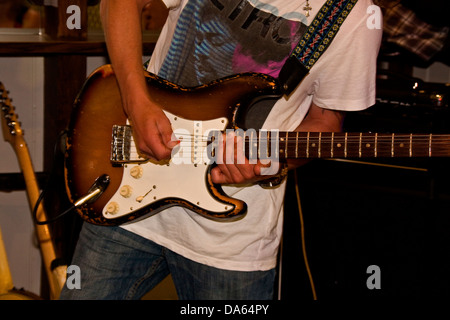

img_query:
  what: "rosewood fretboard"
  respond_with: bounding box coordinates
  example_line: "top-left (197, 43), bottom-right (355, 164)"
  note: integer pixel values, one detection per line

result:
top-left (248, 132), bottom-right (450, 159)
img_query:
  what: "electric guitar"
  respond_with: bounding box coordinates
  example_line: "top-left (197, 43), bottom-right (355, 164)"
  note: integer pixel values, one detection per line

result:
top-left (64, 64), bottom-right (450, 226)
top-left (0, 82), bottom-right (66, 300)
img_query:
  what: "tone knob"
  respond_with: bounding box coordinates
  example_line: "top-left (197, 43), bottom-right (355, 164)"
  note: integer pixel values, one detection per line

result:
top-left (119, 185), bottom-right (133, 198)
top-left (130, 166), bottom-right (143, 179)
top-left (106, 202), bottom-right (119, 215)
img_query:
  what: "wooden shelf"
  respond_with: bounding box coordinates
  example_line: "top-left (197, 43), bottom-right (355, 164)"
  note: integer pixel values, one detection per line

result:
top-left (0, 31), bottom-right (159, 56)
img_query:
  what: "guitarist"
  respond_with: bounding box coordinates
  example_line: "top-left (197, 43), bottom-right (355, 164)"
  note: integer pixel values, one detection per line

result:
top-left (61, 0), bottom-right (382, 299)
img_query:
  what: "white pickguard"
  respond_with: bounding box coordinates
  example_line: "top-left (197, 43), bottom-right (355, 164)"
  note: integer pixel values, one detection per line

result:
top-left (102, 111), bottom-right (229, 220)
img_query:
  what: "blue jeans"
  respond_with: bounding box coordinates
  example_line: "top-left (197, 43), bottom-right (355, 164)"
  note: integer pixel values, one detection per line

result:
top-left (60, 223), bottom-right (276, 300)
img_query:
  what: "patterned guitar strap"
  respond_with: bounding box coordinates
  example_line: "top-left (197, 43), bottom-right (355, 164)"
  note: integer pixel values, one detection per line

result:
top-left (279, 0), bottom-right (359, 95)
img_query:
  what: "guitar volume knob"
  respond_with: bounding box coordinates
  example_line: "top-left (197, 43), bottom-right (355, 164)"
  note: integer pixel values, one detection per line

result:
top-left (106, 202), bottom-right (119, 215)
top-left (130, 166), bottom-right (143, 179)
top-left (119, 185), bottom-right (133, 198)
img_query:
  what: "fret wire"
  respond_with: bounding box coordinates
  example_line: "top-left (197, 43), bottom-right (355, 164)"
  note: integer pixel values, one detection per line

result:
top-left (258, 131), bottom-right (261, 160)
top-left (331, 132), bottom-right (334, 158)
top-left (275, 131), bottom-right (279, 159)
top-left (375, 133), bottom-right (378, 157)
top-left (359, 133), bottom-right (362, 158)
top-left (250, 130), bottom-right (254, 161)
top-left (344, 132), bottom-right (348, 158)
top-left (285, 132), bottom-right (289, 158)
top-left (391, 133), bottom-right (395, 157)
top-left (429, 134), bottom-right (432, 157)
top-left (409, 133), bottom-right (412, 157)
top-left (295, 132), bottom-right (299, 158)
top-left (318, 132), bottom-right (322, 158)
top-left (306, 132), bottom-right (310, 158)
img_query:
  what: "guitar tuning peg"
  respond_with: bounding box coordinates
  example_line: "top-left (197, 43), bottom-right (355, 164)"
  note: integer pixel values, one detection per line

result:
top-left (7, 123), bottom-right (17, 135)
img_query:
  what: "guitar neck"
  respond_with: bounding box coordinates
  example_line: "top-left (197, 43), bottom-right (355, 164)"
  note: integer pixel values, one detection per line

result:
top-left (251, 132), bottom-right (450, 159)
top-left (113, 127), bottom-right (450, 164)
top-left (1, 83), bottom-right (66, 300)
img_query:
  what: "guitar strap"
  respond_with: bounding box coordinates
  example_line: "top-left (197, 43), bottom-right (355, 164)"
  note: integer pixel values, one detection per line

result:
top-left (279, 0), bottom-right (359, 95)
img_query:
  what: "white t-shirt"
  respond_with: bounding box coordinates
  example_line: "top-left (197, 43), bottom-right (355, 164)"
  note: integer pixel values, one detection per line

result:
top-left (122, 0), bottom-right (382, 271)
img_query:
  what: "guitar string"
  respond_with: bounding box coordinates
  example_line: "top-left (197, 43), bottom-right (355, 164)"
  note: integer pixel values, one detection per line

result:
top-left (126, 135), bottom-right (450, 147)
top-left (125, 135), bottom-right (450, 147)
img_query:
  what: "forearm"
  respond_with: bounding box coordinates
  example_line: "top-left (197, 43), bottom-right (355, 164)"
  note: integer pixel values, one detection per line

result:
top-left (100, 0), bottom-right (150, 115)
top-left (100, 0), bottom-right (175, 161)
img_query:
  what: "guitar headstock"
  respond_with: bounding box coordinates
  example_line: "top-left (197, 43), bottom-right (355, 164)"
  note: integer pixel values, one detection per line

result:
top-left (0, 82), bottom-right (23, 145)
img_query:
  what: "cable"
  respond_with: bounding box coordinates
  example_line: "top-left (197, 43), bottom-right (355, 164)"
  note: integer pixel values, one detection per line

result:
top-left (31, 129), bottom-right (77, 225)
top-left (31, 127), bottom-right (110, 225)
top-left (294, 169), bottom-right (317, 300)
top-left (33, 195), bottom-right (76, 225)
top-left (33, 173), bottom-right (110, 225)
top-left (277, 237), bottom-right (283, 300)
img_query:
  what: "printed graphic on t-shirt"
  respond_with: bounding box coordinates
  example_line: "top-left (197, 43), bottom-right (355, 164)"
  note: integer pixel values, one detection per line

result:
top-left (159, 0), bottom-right (307, 86)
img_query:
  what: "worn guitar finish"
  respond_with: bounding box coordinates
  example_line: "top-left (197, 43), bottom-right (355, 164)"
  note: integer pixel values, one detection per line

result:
top-left (64, 64), bottom-right (282, 226)
top-left (65, 65), bottom-right (450, 226)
